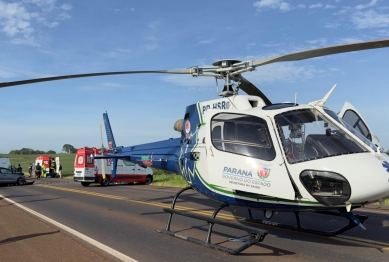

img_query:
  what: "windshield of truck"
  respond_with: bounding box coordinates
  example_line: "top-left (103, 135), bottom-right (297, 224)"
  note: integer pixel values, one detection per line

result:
top-left (275, 109), bottom-right (368, 164)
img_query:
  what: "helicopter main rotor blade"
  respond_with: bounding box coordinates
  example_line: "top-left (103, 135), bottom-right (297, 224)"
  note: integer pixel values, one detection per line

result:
top-left (252, 39), bottom-right (389, 67)
top-left (239, 76), bottom-right (271, 105)
top-left (0, 69), bottom-right (191, 89)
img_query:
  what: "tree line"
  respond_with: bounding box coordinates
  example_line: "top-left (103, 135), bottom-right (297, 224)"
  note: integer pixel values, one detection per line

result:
top-left (9, 144), bottom-right (78, 154)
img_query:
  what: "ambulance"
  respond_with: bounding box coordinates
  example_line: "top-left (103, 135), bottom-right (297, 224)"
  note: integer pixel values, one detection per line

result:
top-left (73, 147), bottom-right (153, 186)
top-left (0, 158), bottom-right (10, 169)
top-left (35, 156), bottom-right (60, 178)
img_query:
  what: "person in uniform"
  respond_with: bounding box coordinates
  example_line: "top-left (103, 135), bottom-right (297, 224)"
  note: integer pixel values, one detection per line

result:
top-left (42, 164), bottom-right (47, 178)
top-left (35, 163), bottom-right (42, 180)
top-left (50, 158), bottom-right (56, 178)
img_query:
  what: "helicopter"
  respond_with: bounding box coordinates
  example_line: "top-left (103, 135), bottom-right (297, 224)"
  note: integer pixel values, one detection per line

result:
top-left (2, 39), bottom-right (389, 254)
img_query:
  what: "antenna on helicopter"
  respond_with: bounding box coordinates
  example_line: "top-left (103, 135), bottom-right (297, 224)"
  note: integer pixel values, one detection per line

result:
top-left (308, 84), bottom-right (337, 107)
top-left (294, 92), bottom-right (297, 106)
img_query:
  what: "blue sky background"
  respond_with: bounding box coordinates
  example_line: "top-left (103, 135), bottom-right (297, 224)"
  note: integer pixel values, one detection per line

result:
top-left (0, 0), bottom-right (389, 153)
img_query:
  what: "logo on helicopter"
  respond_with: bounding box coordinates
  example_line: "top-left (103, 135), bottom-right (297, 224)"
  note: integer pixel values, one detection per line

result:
top-left (141, 155), bottom-right (153, 166)
top-left (382, 161), bottom-right (389, 173)
top-left (185, 120), bottom-right (191, 138)
top-left (222, 166), bottom-right (252, 177)
top-left (257, 167), bottom-right (270, 179)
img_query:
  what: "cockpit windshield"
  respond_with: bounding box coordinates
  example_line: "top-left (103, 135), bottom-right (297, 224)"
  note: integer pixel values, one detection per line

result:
top-left (275, 108), bottom-right (368, 164)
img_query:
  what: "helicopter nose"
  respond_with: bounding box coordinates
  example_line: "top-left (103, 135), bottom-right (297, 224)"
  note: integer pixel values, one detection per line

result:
top-left (348, 157), bottom-right (389, 203)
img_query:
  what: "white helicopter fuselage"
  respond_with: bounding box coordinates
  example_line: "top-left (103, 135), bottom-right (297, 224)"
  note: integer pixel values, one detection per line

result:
top-left (186, 95), bottom-right (389, 211)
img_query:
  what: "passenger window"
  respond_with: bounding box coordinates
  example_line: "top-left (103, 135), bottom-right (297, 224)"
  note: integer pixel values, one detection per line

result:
top-left (123, 160), bottom-right (135, 166)
top-left (211, 113), bottom-right (275, 161)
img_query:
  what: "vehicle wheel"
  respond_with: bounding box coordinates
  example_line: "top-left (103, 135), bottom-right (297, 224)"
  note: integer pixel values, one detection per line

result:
top-left (100, 178), bottom-right (110, 187)
top-left (81, 182), bottom-right (91, 187)
top-left (144, 175), bottom-right (153, 185)
top-left (16, 178), bottom-right (24, 186)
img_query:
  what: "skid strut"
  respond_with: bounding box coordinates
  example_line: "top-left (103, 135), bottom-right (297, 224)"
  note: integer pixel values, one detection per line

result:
top-left (159, 187), bottom-right (268, 254)
top-left (246, 209), bottom-right (368, 237)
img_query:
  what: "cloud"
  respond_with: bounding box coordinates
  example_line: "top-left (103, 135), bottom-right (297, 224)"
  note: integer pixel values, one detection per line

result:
top-left (377, 29), bottom-right (389, 36)
top-left (309, 3), bottom-right (323, 9)
top-left (148, 20), bottom-right (161, 30)
top-left (0, 0), bottom-right (72, 45)
top-left (198, 39), bottom-right (213, 45)
top-left (352, 10), bottom-right (389, 29)
top-left (161, 74), bottom-right (217, 91)
top-left (325, 23), bottom-right (340, 29)
top-left (335, 37), bottom-right (364, 44)
top-left (355, 0), bottom-right (378, 10)
top-left (305, 38), bottom-right (327, 46)
top-left (0, 2), bottom-right (33, 37)
top-left (325, 4), bottom-right (335, 9)
top-left (248, 63), bottom-right (326, 83)
top-left (10, 36), bottom-right (40, 46)
top-left (254, 1), bottom-right (337, 12)
top-left (246, 42), bottom-right (256, 50)
top-left (48, 21), bottom-right (58, 28)
top-left (60, 3), bottom-right (72, 11)
top-left (0, 68), bottom-right (17, 78)
top-left (253, 0), bottom-right (291, 12)
top-left (80, 82), bottom-right (130, 91)
top-left (144, 44), bottom-right (159, 51)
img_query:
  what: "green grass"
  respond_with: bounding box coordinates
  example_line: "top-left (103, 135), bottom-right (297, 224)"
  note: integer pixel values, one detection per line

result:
top-left (151, 169), bottom-right (190, 187)
top-left (0, 153), bottom-right (188, 187)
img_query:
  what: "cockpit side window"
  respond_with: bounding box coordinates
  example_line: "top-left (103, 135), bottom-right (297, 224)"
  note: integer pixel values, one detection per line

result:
top-left (211, 113), bottom-right (276, 161)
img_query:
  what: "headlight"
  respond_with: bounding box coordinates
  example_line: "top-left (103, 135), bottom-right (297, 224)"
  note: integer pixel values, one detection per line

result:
top-left (300, 170), bottom-right (351, 206)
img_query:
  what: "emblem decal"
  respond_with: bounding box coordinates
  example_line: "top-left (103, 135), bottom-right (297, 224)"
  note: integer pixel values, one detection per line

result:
top-left (141, 155), bottom-right (153, 166)
top-left (185, 120), bottom-right (191, 138)
top-left (257, 167), bottom-right (270, 179)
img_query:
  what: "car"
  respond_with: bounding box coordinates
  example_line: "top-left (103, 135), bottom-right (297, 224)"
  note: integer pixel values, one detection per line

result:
top-left (0, 167), bottom-right (26, 186)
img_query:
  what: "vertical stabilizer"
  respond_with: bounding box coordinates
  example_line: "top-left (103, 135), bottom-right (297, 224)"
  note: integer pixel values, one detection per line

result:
top-left (103, 111), bottom-right (117, 150)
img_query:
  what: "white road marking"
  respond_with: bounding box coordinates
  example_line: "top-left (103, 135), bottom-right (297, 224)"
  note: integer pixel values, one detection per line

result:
top-left (0, 194), bottom-right (138, 262)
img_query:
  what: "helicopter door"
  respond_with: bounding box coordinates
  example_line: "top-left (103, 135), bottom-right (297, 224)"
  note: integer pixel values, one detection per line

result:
top-left (205, 111), bottom-right (296, 200)
top-left (339, 101), bottom-right (381, 148)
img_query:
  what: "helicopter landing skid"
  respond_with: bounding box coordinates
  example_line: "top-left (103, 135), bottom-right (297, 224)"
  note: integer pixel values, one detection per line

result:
top-left (245, 209), bottom-right (368, 237)
top-left (159, 187), bottom-right (268, 254)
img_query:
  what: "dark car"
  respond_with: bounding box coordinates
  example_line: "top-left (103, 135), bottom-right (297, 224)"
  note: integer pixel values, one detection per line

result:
top-left (0, 167), bottom-right (26, 186)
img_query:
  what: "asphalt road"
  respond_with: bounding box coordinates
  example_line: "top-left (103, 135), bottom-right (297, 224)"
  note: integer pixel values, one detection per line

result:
top-left (1, 178), bottom-right (389, 261)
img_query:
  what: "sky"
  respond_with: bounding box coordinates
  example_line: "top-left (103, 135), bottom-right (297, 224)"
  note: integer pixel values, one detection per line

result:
top-left (0, 0), bottom-right (389, 154)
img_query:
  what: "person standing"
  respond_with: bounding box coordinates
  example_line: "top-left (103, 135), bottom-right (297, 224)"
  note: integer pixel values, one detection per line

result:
top-left (42, 164), bottom-right (47, 178)
top-left (28, 163), bottom-right (33, 177)
top-left (50, 158), bottom-right (56, 178)
top-left (58, 164), bottom-right (62, 178)
top-left (35, 163), bottom-right (42, 180)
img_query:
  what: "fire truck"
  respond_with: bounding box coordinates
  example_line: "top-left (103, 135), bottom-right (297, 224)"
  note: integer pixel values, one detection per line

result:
top-left (73, 147), bottom-right (153, 186)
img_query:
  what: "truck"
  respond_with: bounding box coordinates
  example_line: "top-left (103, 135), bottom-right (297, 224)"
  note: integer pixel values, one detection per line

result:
top-left (35, 156), bottom-right (60, 178)
top-left (73, 147), bottom-right (153, 186)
